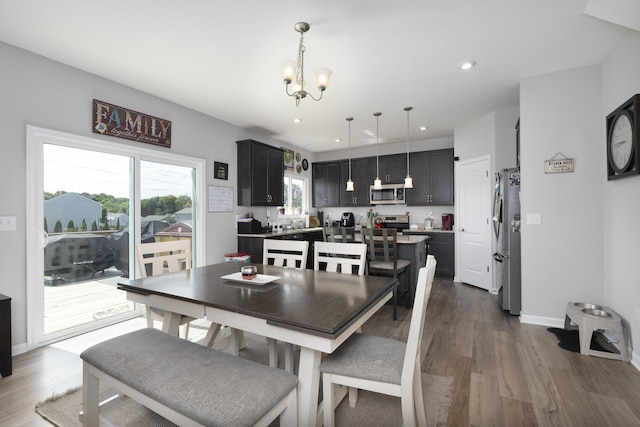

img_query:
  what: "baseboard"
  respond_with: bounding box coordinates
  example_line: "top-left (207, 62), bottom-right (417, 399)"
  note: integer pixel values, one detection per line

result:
top-left (12, 342), bottom-right (28, 356)
top-left (520, 314), bottom-right (565, 328)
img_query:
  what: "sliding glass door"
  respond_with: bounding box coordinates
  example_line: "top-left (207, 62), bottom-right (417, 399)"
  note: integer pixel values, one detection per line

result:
top-left (26, 126), bottom-right (205, 348)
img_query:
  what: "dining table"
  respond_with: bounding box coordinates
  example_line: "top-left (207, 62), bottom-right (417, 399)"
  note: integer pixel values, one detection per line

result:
top-left (117, 261), bottom-right (398, 427)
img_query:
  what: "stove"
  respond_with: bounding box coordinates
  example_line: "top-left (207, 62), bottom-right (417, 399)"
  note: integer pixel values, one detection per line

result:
top-left (377, 214), bottom-right (410, 231)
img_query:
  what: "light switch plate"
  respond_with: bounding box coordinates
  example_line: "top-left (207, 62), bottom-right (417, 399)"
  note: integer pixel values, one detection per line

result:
top-left (0, 216), bottom-right (16, 231)
top-left (527, 213), bottom-right (541, 225)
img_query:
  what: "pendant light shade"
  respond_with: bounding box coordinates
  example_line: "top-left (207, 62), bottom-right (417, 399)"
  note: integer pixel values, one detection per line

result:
top-left (345, 117), bottom-right (354, 192)
top-left (404, 106), bottom-right (413, 188)
top-left (373, 112), bottom-right (382, 189)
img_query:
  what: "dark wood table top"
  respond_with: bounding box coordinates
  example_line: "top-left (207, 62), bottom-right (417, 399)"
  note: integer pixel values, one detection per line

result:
top-left (118, 262), bottom-right (398, 339)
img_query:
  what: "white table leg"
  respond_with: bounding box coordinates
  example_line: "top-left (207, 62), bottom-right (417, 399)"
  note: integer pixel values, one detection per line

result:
top-left (161, 311), bottom-right (182, 336)
top-left (297, 346), bottom-right (322, 427)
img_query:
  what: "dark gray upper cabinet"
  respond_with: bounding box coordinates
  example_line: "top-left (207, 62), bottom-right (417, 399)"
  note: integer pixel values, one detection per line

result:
top-left (312, 161), bottom-right (341, 207)
top-left (377, 153), bottom-right (407, 184)
top-left (236, 139), bottom-right (284, 206)
top-left (405, 148), bottom-right (454, 206)
top-left (340, 157), bottom-right (374, 206)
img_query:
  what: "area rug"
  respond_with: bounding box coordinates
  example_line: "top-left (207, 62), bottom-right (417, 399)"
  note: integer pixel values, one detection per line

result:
top-left (35, 373), bottom-right (452, 426)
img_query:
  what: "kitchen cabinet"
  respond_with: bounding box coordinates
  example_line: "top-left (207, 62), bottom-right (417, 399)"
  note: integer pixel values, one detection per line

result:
top-left (0, 294), bottom-right (11, 377)
top-left (340, 157), bottom-right (374, 206)
top-left (426, 232), bottom-right (455, 278)
top-left (377, 153), bottom-right (407, 184)
top-left (237, 139), bottom-right (284, 206)
top-left (312, 161), bottom-right (341, 207)
top-left (406, 148), bottom-right (454, 206)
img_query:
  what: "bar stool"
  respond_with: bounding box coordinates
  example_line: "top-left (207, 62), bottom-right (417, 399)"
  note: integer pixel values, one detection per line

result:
top-left (564, 302), bottom-right (629, 362)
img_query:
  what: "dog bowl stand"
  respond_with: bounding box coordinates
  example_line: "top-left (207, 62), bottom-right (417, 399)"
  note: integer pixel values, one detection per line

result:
top-left (564, 302), bottom-right (629, 362)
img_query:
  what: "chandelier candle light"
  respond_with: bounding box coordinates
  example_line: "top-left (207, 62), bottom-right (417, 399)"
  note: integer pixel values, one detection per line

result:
top-left (346, 117), bottom-right (354, 192)
top-left (282, 22), bottom-right (332, 107)
top-left (374, 112), bottom-right (382, 190)
top-left (404, 106), bottom-right (413, 188)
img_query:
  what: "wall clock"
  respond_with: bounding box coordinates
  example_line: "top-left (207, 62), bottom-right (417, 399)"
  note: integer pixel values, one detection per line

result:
top-left (607, 94), bottom-right (640, 180)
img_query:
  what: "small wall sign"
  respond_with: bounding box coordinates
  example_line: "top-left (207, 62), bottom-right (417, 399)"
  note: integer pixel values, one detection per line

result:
top-left (214, 161), bottom-right (228, 180)
top-left (544, 152), bottom-right (574, 174)
top-left (92, 99), bottom-right (172, 148)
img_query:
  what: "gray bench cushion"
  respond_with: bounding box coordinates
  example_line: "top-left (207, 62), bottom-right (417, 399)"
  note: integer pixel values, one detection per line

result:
top-left (319, 333), bottom-right (406, 385)
top-left (80, 328), bottom-right (298, 427)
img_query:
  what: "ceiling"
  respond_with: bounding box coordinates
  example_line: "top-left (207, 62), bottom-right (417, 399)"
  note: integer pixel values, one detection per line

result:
top-left (0, 1), bottom-right (632, 152)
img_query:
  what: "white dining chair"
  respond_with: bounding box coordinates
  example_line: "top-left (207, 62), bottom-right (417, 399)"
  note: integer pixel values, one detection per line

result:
top-left (136, 239), bottom-right (195, 338)
top-left (263, 238), bottom-right (309, 372)
top-left (320, 255), bottom-right (437, 427)
top-left (263, 238), bottom-right (309, 269)
top-left (314, 241), bottom-right (367, 276)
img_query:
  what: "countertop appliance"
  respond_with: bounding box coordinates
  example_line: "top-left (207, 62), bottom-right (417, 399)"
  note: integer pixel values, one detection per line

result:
top-left (496, 168), bottom-right (521, 315)
top-left (237, 218), bottom-right (263, 234)
top-left (441, 213), bottom-right (454, 230)
top-left (341, 212), bottom-right (355, 227)
top-left (376, 214), bottom-right (410, 232)
top-left (370, 183), bottom-right (405, 205)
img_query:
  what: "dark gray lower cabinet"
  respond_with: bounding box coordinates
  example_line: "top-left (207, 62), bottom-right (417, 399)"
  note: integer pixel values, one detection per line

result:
top-left (425, 233), bottom-right (455, 278)
top-left (0, 294), bottom-right (11, 377)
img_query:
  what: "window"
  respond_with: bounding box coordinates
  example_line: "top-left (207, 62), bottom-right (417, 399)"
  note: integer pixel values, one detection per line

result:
top-left (283, 174), bottom-right (306, 214)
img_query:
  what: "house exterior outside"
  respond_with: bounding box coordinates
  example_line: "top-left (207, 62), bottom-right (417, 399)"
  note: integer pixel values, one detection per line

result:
top-left (44, 193), bottom-right (102, 232)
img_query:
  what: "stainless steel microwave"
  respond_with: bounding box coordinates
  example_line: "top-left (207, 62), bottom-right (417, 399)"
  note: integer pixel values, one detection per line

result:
top-left (370, 183), bottom-right (405, 205)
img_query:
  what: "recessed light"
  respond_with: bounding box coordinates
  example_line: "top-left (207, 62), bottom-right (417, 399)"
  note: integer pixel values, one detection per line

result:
top-left (460, 60), bottom-right (476, 70)
top-left (420, 126), bottom-right (428, 131)
top-left (293, 118), bottom-right (302, 123)
top-left (335, 138), bottom-right (341, 143)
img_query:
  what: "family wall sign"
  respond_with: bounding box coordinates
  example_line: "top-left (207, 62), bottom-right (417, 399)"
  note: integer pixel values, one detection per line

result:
top-left (92, 99), bottom-right (172, 148)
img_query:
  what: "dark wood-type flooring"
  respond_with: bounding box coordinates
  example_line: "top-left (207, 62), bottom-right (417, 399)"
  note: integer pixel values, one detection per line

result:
top-left (1, 277), bottom-right (639, 426)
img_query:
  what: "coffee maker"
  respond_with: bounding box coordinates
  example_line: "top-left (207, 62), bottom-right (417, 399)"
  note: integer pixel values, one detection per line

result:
top-left (341, 212), bottom-right (355, 227)
top-left (441, 213), bottom-right (454, 230)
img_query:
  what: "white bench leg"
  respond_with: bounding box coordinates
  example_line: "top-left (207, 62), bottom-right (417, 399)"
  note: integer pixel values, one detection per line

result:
top-left (82, 362), bottom-right (99, 427)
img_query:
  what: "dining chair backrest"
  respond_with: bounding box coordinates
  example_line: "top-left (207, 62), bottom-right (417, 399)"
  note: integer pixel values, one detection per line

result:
top-left (263, 239), bottom-right (309, 269)
top-left (323, 226), bottom-right (356, 243)
top-left (136, 239), bottom-right (192, 278)
top-left (361, 226), bottom-right (399, 266)
top-left (314, 241), bottom-right (367, 275)
top-left (401, 255), bottom-right (436, 386)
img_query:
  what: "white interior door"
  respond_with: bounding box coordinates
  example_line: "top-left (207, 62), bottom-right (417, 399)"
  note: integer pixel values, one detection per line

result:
top-left (456, 156), bottom-right (492, 291)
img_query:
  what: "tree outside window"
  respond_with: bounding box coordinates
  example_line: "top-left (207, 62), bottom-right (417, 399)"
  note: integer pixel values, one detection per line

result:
top-left (283, 176), bottom-right (306, 214)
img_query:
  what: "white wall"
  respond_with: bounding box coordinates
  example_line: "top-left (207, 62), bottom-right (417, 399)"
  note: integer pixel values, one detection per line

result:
top-left (602, 31), bottom-right (640, 357)
top-left (0, 41), bottom-right (312, 350)
top-left (519, 64), bottom-right (604, 324)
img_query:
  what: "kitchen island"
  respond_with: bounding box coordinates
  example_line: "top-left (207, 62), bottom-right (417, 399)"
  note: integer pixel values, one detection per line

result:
top-left (237, 228), bottom-right (428, 308)
top-left (403, 229), bottom-right (455, 278)
top-left (237, 227), bottom-right (324, 268)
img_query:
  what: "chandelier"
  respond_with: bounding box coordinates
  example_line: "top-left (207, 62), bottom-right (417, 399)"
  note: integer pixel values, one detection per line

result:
top-left (282, 22), bottom-right (332, 107)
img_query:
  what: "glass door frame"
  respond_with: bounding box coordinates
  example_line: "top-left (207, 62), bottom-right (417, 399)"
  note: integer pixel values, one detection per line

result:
top-left (26, 125), bottom-right (207, 349)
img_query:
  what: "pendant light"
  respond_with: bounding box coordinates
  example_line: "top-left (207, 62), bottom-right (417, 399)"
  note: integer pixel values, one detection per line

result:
top-left (404, 106), bottom-right (413, 188)
top-left (373, 112), bottom-right (382, 189)
top-left (345, 117), bottom-right (354, 191)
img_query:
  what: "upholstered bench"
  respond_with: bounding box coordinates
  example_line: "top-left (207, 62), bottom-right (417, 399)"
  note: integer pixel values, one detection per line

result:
top-left (80, 328), bottom-right (298, 427)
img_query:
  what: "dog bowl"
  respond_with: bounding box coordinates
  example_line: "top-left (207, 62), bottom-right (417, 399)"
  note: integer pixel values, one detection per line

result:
top-left (572, 302), bottom-right (604, 311)
top-left (582, 308), bottom-right (612, 318)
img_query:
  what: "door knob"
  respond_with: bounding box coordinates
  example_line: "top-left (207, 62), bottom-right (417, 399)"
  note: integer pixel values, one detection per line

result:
top-left (460, 227), bottom-right (464, 232)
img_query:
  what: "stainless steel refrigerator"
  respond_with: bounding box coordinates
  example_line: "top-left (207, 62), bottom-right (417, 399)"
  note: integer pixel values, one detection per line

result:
top-left (498, 168), bottom-right (521, 315)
